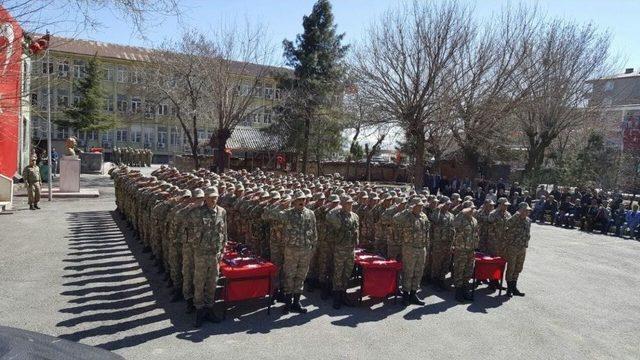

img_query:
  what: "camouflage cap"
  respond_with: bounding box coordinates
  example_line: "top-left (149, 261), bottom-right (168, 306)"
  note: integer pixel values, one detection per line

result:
top-left (497, 197), bottom-right (511, 206)
top-left (461, 200), bottom-right (475, 209)
top-left (270, 191), bottom-right (281, 200)
top-left (180, 189), bottom-right (192, 197)
top-left (205, 186), bottom-right (219, 197)
top-left (342, 195), bottom-right (354, 203)
top-left (328, 194), bottom-right (340, 203)
top-left (518, 201), bottom-right (532, 211)
top-left (193, 188), bottom-right (205, 198)
top-left (293, 190), bottom-right (306, 200)
top-left (451, 193), bottom-right (460, 200)
top-left (440, 196), bottom-right (451, 204)
top-left (409, 198), bottom-right (424, 206)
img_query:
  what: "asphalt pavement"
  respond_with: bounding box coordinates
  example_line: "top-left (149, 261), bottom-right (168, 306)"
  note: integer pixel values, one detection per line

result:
top-left (0, 169), bottom-right (638, 360)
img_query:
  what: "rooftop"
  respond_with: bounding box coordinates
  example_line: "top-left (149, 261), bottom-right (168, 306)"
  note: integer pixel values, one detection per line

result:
top-left (37, 34), bottom-right (292, 77)
top-left (589, 68), bottom-right (640, 82)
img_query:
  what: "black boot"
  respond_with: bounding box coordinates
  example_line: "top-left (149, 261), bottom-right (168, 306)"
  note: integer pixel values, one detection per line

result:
top-left (290, 293), bottom-right (308, 314)
top-left (332, 291), bottom-right (342, 310)
top-left (512, 280), bottom-right (525, 297)
top-left (34, 203), bottom-right (40, 209)
top-left (206, 308), bottom-right (221, 323)
top-left (164, 272), bottom-right (171, 282)
top-left (506, 281), bottom-right (514, 297)
top-left (185, 299), bottom-right (195, 314)
top-left (401, 291), bottom-right (410, 306)
top-left (455, 287), bottom-right (466, 303)
top-left (166, 278), bottom-right (173, 288)
top-left (29, 205), bottom-right (35, 210)
top-left (170, 289), bottom-right (183, 302)
top-left (276, 289), bottom-right (286, 303)
top-left (488, 280), bottom-right (506, 292)
top-left (409, 291), bottom-right (425, 305)
top-left (282, 293), bottom-right (292, 314)
top-left (463, 284), bottom-right (474, 301)
top-left (194, 308), bottom-right (206, 328)
top-left (306, 278), bottom-right (317, 292)
top-left (342, 291), bottom-right (354, 307)
top-left (320, 282), bottom-right (331, 300)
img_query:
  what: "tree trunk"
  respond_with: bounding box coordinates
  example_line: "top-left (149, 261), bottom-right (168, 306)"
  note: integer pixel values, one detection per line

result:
top-left (191, 144), bottom-right (200, 170)
top-left (301, 116), bottom-right (311, 174)
top-left (412, 125), bottom-right (425, 190)
top-left (345, 156), bottom-right (352, 181)
top-left (216, 129), bottom-right (231, 173)
top-left (192, 116), bottom-right (199, 170)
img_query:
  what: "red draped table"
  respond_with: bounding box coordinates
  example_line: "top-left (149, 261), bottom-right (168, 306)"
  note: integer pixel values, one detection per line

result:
top-left (473, 252), bottom-right (507, 296)
top-left (219, 243), bottom-right (277, 317)
top-left (354, 249), bottom-right (402, 304)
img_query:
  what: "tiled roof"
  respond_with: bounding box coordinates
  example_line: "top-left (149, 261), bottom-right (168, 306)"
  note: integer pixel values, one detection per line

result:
top-left (38, 34), bottom-right (291, 77)
top-left (198, 126), bottom-right (283, 152)
top-left (226, 126), bottom-right (282, 151)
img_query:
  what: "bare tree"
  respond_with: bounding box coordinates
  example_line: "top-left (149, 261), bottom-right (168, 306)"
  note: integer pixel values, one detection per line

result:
top-left (147, 31), bottom-right (217, 169)
top-left (449, 5), bottom-right (538, 174)
top-left (206, 22), bottom-right (277, 172)
top-left (353, 1), bottom-right (472, 189)
top-left (514, 19), bottom-right (611, 180)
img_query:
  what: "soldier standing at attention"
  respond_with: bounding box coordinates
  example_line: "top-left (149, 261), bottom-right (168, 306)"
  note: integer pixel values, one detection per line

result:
top-left (22, 156), bottom-right (41, 210)
top-left (452, 201), bottom-right (479, 303)
top-left (487, 197), bottom-right (511, 291)
top-left (326, 195), bottom-right (359, 309)
top-left (393, 198), bottom-right (430, 306)
top-left (504, 202), bottom-right (532, 297)
top-left (280, 190), bottom-right (318, 314)
top-left (429, 196), bottom-right (455, 291)
top-left (190, 186), bottom-right (227, 327)
top-left (386, 197), bottom-right (407, 260)
top-left (316, 194), bottom-right (341, 300)
top-left (476, 199), bottom-right (494, 254)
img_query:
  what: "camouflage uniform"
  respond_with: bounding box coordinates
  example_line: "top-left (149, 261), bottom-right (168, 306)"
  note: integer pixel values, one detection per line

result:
top-left (487, 209), bottom-right (512, 257)
top-left (393, 208), bottom-right (430, 292)
top-left (315, 202), bottom-right (339, 286)
top-left (504, 214), bottom-right (531, 282)
top-left (281, 207), bottom-right (318, 295)
top-left (263, 202), bottom-right (287, 290)
top-left (326, 209), bottom-right (359, 291)
top-left (192, 204), bottom-right (227, 309)
top-left (476, 207), bottom-right (492, 253)
top-left (430, 208), bottom-right (455, 282)
top-left (383, 205), bottom-right (403, 260)
top-left (452, 213), bottom-right (479, 288)
top-left (22, 163), bottom-right (41, 206)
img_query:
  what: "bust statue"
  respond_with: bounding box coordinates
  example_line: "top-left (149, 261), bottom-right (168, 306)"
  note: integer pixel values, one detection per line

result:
top-left (63, 137), bottom-right (77, 157)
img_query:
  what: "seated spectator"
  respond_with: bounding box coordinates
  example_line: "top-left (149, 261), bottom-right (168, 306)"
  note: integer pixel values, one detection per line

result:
top-left (583, 199), bottom-right (600, 232)
top-left (532, 196), bottom-right (546, 223)
top-left (611, 206), bottom-right (627, 237)
top-left (568, 198), bottom-right (584, 229)
top-left (624, 204), bottom-right (640, 239)
top-left (555, 198), bottom-right (572, 227)
top-left (542, 195), bottom-right (558, 225)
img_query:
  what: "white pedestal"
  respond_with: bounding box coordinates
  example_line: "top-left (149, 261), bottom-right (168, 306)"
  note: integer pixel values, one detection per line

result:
top-left (60, 157), bottom-right (81, 193)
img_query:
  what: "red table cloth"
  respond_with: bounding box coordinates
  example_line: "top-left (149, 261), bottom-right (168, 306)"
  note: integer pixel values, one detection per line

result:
top-left (473, 252), bottom-right (506, 281)
top-left (355, 250), bottom-right (402, 298)
top-left (220, 250), bottom-right (277, 302)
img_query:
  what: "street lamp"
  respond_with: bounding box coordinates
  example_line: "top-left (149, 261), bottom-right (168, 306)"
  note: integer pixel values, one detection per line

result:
top-left (27, 32), bottom-right (52, 200)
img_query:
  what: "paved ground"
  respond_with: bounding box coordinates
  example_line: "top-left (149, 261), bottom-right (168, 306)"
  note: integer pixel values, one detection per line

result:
top-left (1, 169), bottom-right (639, 360)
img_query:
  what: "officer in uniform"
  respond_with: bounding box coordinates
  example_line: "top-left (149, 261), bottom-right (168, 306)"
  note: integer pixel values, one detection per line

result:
top-left (393, 197), bottom-right (430, 306)
top-left (429, 196), bottom-right (455, 290)
top-left (452, 201), bottom-right (479, 303)
top-left (504, 202), bottom-right (531, 297)
top-left (316, 194), bottom-right (341, 299)
top-left (487, 197), bottom-right (511, 290)
top-left (192, 186), bottom-right (227, 326)
top-left (280, 190), bottom-right (318, 314)
top-left (22, 156), bottom-right (41, 210)
top-left (326, 195), bottom-right (359, 309)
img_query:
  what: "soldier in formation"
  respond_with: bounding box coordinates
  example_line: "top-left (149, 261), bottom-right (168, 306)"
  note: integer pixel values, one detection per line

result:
top-left (111, 165), bottom-right (533, 325)
top-left (112, 147), bottom-right (153, 167)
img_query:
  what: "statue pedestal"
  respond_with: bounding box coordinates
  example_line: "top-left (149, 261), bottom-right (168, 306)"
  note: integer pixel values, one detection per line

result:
top-left (60, 157), bottom-right (81, 193)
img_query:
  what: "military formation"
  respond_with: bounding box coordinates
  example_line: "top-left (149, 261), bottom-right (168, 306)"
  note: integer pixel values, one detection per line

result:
top-left (112, 147), bottom-right (153, 167)
top-left (111, 165), bottom-right (532, 327)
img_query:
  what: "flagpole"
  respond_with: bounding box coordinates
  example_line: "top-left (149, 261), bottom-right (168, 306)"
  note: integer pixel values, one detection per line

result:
top-left (46, 37), bottom-right (52, 201)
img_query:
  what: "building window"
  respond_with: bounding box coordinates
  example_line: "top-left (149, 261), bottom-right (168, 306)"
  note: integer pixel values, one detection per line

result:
top-left (57, 60), bottom-right (69, 77)
top-left (263, 108), bottom-right (272, 123)
top-left (170, 127), bottom-right (180, 146)
top-left (131, 129), bottom-right (142, 143)
top-left (116, 94), bottom-right (127, 112)
top-left (104, 97), bottom-right (114, 112)
top-left (157, 103), bottom-right (169, 116)
top-left (116, 129), bottom-right (128, 142)
top-left (157, 127), bottom-right (167, 148)
top-left (42, 59), bottom-right (53, 74)
top-left (117, 68), bottom-right (128, 83)
top-left (253, 112), bottom-right (261, 124)
top-left (275, 89), bottom-right (281, 100)
top-left (55, 126), bottom-right (69, 140)
top-left (73, 60), bottom-right (86, 78)
top-left (130, 70), bottom-right (141, 84)
top-left (103, 67), bottom-right (114, 81)
top-left (31, 93), bottom-right (38, 106)
top-left (57, 90), bottom-right (69, 107)
top-left (143, 129), bottom-right (154, 148)
top-left (604, 81), bottom-right (614, 92)
top-left (131, 97), bottom-right (142, 113)
top-left (73, 93), bottom-right (82, 106)
top-left (264, 87), bottom-right (274, 100)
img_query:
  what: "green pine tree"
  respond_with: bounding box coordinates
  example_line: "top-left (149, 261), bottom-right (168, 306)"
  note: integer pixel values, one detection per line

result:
top-left (58, 55), bottom-right (116, 132)
top-left (273, 0), bottom-right (349, 173)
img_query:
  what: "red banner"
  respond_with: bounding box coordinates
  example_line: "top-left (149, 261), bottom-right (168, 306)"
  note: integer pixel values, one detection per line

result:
top-left (0, 5), bottom-right (23, 178)
top-left (622, 112), bottom-right (640, 152)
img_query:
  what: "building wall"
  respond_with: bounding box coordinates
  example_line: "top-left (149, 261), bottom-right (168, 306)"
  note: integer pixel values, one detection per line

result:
top-left (29, 46), bottom-right (280, 160)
